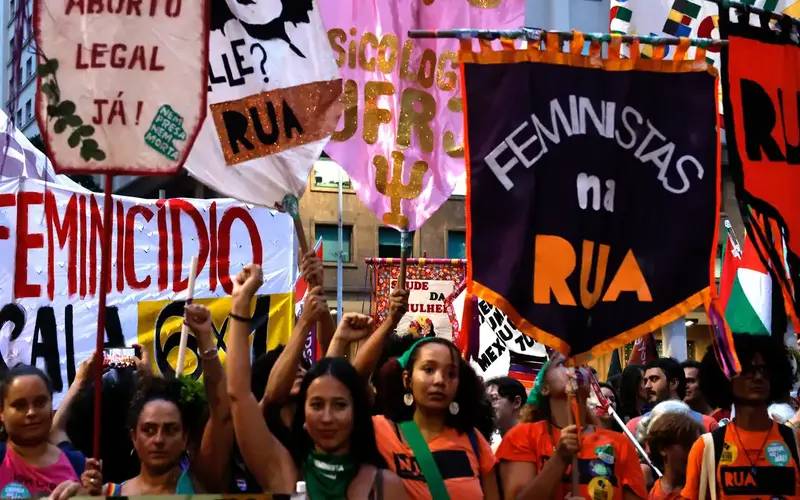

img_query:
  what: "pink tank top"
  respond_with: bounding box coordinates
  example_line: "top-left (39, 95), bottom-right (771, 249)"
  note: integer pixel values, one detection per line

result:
top-left (0, 446), bottom-right (79, 498)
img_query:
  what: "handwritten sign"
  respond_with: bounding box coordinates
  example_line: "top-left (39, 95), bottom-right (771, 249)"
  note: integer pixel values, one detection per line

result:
top-left (34, 0), bottom-right (209, 173)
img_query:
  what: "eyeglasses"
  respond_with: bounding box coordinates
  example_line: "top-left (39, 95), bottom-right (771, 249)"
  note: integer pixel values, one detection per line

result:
top-left (739, 364), bottom-right (770, 377)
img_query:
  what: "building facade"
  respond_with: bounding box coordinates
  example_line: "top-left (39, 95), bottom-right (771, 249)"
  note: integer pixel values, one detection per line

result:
top-left (298, 159), bottom-right (467, 314)
top-left (3, 0), bottom-right (39, 139)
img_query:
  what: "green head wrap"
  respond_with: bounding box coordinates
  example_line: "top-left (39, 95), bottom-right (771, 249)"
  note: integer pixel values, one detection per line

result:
top-left (526, 357), bottom-right (553, 407)
top-left (397, 337), bottom-right (440, 369)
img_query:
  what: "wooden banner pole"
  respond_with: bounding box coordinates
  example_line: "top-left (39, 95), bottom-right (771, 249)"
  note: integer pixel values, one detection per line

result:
top-left (175, 255), bottom-right (199, 377)
top-left (398, 229), bottom-right (409, 290)
top-left (92, 174), bottom-right (114, 459)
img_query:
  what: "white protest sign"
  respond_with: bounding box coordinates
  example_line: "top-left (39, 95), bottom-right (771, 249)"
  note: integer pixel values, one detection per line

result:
top-left (34, 0), bottom-right (209, 172)
top-left (0, 178), bottom-right (295, 401)
top-left (184, 0), bottom-right (342, 206)
top-left (393, 279), bottom-right (456, 340)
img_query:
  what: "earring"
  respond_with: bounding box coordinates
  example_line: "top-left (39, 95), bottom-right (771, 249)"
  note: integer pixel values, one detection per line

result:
top-left (449, 401), bottom-right (460, 415)
top-left (403, 393), bottom-right (414, 406)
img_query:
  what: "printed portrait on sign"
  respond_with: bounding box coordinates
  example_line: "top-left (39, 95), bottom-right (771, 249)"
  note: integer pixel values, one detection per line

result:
top-left (210, 0), bottom-right (313, 58)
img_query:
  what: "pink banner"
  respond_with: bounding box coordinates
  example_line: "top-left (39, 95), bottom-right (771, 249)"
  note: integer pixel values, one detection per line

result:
top-left (319, 0), bottom-right (524, 230)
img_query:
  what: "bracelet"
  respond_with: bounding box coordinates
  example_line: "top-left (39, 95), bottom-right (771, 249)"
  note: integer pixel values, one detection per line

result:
top-left (229, 312), bottom-right (252, 323)
top-left (199, 347), bottom-right (219, 360)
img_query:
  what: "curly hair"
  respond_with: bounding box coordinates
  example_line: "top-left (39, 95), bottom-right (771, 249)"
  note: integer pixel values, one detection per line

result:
top-left (376, 338), bottom-right (494, 440)
top-left (699, 335), bottom-right (794, 409)
top-left (290, 358), bottom-right (385, 468)
top-left (127, 376), bottom-right (188, 432)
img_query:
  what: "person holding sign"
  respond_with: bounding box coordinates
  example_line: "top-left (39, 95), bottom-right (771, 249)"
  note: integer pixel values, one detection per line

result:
top-left (374, 337), bottom-right (499, 499)
top-left (497, 354), bottom-right (647, 500)
top-left (226, 264), bottom-right (406, 498)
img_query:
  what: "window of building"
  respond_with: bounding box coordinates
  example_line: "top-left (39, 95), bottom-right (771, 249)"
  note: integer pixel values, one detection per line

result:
top-left (311, 158), bottom-right (352, 189)
top-left (447, 230), bottom-right (466, 259)
top-left (15, 109), bottom-right (22, 124)
top-left (315, 224), bottom-right (352, 263)
top-left (378, 228), bottom-right (414, 258)
top-left (24, 99), bottom-right (31, 121)
top-left (25, 58), bottom-right (32, 79)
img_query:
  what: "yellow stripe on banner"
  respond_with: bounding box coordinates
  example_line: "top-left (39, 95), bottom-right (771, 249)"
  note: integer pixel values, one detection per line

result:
top-left (267, 292), bottom-right (294, 351)
top-left (785, 2), bottom-right (800, 17)
top-left (667, 9), bottom-right (684, 23)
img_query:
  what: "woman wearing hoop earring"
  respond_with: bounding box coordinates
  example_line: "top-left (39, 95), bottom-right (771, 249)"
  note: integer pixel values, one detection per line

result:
top-left (374, 337), bottom-right (499, 499)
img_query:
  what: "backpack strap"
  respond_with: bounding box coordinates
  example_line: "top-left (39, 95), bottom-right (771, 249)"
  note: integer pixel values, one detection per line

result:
top-left (398, 421), bottom-right (451, 500)
top-left (712, 426), bottom-right (727, 469)
top-left (699, 433), bottom-right (717, 500)
top-left (778, 424), bottom-right (800, 471)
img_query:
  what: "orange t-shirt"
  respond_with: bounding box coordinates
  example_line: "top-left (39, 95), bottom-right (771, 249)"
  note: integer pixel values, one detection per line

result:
top-left (681, 422), bottom-right (800, 499)
top-left (496, 421), bottom-right (647, 500)
top-left (648, 478), bottom-right (681, 500)
top-left (372, 415), bottom-right (497, 500)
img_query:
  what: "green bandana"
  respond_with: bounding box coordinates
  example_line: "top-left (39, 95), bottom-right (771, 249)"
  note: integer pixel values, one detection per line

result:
top-left (303, 452), bottom-right (358, 500)
top-left (397, 336), bottom-right (439, 369)
top-left (526, 358), bottom-right (552, 407)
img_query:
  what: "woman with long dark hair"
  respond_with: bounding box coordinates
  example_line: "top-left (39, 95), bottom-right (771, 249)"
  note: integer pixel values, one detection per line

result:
top-left (226, 264), bottom-right (406, 498)
top-left (0, 365), bottom-right (89, 499)
top-left (375, 336), bottom-right (499, 499)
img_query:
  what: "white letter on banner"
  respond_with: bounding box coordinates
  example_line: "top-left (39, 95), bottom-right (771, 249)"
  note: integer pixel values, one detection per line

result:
top-left (485, 141), bottom-right (518, 191)
top-left (506, 122), bottom-right (545, 168)
top-left (615, 106), bottom-right (642, 150)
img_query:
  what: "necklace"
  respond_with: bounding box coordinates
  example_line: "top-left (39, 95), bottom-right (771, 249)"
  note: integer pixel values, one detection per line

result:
top-left (729, 421), bottom-right (773, 477)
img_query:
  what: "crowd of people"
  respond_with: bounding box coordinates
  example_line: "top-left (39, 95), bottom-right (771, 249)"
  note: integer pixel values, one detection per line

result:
top-left (1, 253), bottom-right (800, 499)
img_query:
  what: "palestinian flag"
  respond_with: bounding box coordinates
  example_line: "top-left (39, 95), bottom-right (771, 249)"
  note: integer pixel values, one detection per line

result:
top-left (719, 230), bottom-right (772, 335)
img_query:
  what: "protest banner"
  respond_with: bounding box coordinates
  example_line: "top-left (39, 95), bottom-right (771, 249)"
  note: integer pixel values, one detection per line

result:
top-left (0, 178), bottom-right (295, 401)
top-left (367, 258), bottom-right (465, 340)
top-left (445, 283), bottom-right (548, 386)
top-left (720, 12), bottom-right (800, 331)
top-left (34, 0), bottom-right (209, 173)
top-left (182, 0), bottom-right (342, 207)
top-left (319, 0), bottom-right (525, 231)
top-left (463, 34), bottom-right (729, 365)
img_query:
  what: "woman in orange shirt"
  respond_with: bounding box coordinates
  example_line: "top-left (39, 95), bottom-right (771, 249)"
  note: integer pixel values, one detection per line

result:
top-left (374, 337), bottom-right (499, 500)
top-left (497, 353), bottom-right (647, 500)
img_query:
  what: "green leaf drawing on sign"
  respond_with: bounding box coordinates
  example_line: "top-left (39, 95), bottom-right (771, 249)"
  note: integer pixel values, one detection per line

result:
top-left (39, 58), bottom-right (105, 163)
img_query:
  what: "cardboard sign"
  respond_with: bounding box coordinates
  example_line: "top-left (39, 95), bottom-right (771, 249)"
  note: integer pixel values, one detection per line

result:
top-left (34, 0), bottom-right (209, 174)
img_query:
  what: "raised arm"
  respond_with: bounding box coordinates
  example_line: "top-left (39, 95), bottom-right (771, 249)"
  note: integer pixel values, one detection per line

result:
top-left (184, 303), bottom-right (234, 493)
top-left (325, 313), bottom-right (375, 358)
top-left (227, 264), bottom-right (296, 494)
top-left (351, 289), bottom-right (408, 378)
top-left (299, 250), bottom-right (337, 353)
top-left (261, 285), bottom-right (327, 408)
top-left (50, 355), bottom-right (95, 445)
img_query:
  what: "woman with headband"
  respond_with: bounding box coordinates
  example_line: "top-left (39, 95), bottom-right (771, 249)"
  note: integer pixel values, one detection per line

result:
top-left (374, 337), bottom-right (499, 499)
top-left (497, 353), bottom-right (647, 499)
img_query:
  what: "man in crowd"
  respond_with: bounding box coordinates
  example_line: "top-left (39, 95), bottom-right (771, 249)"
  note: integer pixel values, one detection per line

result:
top-left (682, 360), bottom-right (713, 416)
top-left (486, 376), bottom-right (527, 450)
top-left (627, 358), bottom-right (717, 436)
top-left (682, 336), bottom-right (800, 499)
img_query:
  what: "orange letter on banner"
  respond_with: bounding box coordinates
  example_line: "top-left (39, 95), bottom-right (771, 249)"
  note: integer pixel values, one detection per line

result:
top-left (602, 249), bottom-right (652, 302)
top-left (533, 235), bottom-right (577, 306)
top-left (580, 240), bottom-right (609, 308)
